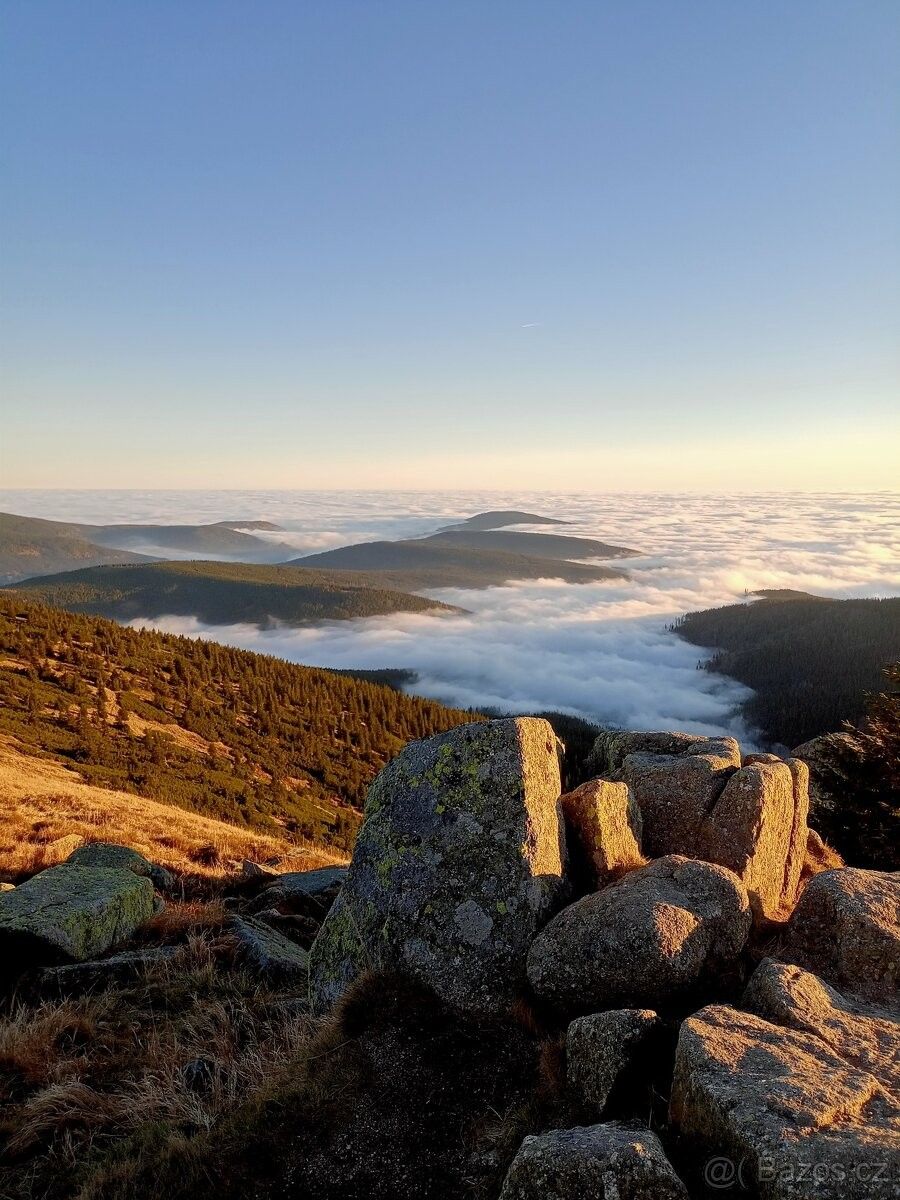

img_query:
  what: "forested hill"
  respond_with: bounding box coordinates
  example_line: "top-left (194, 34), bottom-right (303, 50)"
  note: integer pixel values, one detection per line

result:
top-left (673, 594), bottom-right (900, 746)
top-left (0, 595), bottom-right (479, 853)
top-left (10, 561), bottom-right (461, 627)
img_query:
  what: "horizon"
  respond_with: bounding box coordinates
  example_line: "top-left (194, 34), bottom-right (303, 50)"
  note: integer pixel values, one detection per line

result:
top-left (2, 1), bottom-right (898, 489)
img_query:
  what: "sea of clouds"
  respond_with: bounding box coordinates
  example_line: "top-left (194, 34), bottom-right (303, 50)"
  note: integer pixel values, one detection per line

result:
top-left (3, 489), bottom-right (898, 745)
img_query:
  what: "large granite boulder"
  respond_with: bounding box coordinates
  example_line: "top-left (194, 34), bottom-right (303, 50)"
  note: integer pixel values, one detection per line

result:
top-left (527, 856), bottom-right (751, 1012)
top-left (67, 841), bottom-right (174, 892)
top-left (308, 718), bottom-right (567, 1016)
top-left (621, 739), bottom-right (739, 858)
top-left (670, 1004), bottom-right (900, 1199)
top-left (498, 1123), bottom-right (687, 1199)
top-left (566, 1009), bottom-right (659, 1116)
top-left (779, 868), bottom-right (900, 1004)
top-left (559, 779), bottom-right (644, 889)
top-left (587, 730), bottom-right (701, 777)
top-left (248, 866), bottom-right (347, 917)
top-left (743, 958), bottom-right (899, 1099)
top-left (698, 760), bottom-right (809, 920)
top-left (0, 864), bottom-right (155, 967)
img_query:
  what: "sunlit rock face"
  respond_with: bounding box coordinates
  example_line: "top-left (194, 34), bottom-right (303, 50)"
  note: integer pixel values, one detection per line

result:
top-left (308, 717), bottom-right (567, 1016)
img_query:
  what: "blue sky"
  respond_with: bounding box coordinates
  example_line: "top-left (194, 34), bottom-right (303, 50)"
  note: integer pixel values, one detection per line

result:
top-left (2, 1), bottom-right (898, 489)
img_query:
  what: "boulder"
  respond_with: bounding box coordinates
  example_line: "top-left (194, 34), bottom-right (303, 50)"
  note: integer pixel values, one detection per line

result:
top-left (566, 1009), bottom-right (659, 1115)
top-left (498, 1123), bottom-right (687, 1200)
top-left (527, 856), bottom-right (751, 1012)
top-left (622, 743), bottom-right (738, 858)
top-left (308, 718), bottom-right (567, 1016)
top-left (743, 958), bottom-right (900, 1099)
top-left (40, 946), bottom-right (180, 993)
top-left (230, 915), bottom-right (310, 984)
top-left (670, 1004), bottom-right (900, 1199)
top-left (587, 730), bottom-right (701, 777)
top-left (0, 864), bottom-right (155, 967)
top-left (698, 760), bottom-right (807, 920)
top-left (559, 779), bottom-right (644, 889)
top-left (67, 841), bottom-right (174, 892)
top-left (779, 868), bottom-right (899, 1005)
top-left (249, 866), bottom-right (348, 916)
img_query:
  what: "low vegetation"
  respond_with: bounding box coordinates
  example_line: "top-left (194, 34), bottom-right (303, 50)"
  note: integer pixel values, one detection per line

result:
top-left (672, 594), bottom-right (900, 746)
top-left (0, 595), bottom-right (478, 853)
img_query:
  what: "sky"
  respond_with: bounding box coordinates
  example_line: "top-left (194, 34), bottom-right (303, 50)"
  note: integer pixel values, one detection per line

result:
top-left (1, 1), bottom-right (898, 490)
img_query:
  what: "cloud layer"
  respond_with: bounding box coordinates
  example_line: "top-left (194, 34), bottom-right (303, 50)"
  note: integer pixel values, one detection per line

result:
top-left (13, 488), bottom-right (877, 746)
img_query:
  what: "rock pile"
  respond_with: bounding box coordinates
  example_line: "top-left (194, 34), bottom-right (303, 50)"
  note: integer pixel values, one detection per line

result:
top-left (308, 718), bottom-right (900, 1200)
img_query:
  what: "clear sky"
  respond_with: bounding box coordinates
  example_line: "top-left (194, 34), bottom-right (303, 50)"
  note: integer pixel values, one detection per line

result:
top-left (1, 1), bottom-right (898, 490)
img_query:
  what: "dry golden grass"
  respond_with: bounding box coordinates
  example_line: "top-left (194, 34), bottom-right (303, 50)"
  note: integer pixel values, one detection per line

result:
top-left (0, 928), bottom-right (317, 1199)
top-left (0, 737), bottom-right (346, 885)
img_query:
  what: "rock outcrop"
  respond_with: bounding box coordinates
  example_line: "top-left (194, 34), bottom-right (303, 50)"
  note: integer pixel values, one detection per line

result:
top-left (559, 778), bottom-right (644, 889)
top-left (778, 867), bottom-right (900, 1004)
top-left (308, 718), bottom-right (567, 1015)
top-left (565, 1009), bottom-right (659, 1115)
top-left (231, 915), bottom-right (310, 984)
top-left (498, 1123), bottom-right (688, 1199)
top-left (0, 863), bottom-right (155, 966)
top-left (527, 855), bottom-right (751, 1012)
top-left (621, 738), bottom-right (740, 858)
top-left (699, 759), bottom-right (808, 919)
top-left (670, 1003), bottom-right (900, 1199)
top-left (743, 958), bottom-right (900, 1098)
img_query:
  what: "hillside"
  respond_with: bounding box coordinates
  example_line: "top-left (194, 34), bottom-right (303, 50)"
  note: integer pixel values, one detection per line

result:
top-left (10, 560), bottom-right (462, 627)
top-left (0, 512), bottom-right (151, 585)
top-left (439, 509), bottom-right (569, 530)
top-left (0, 594), bottom-right (478, 852)
top-left (0, 737), bottom-right (343, 885)
top-left (422, 528), bottom-right (639, 559)
top-left (673, 594), bottom-right (900, 745)
top-left (86, 521), bottom-right (296, 561)
top-left (290, 539), bottom-right (629, 589)
top-left (0, 512), bottom-right (297, 585)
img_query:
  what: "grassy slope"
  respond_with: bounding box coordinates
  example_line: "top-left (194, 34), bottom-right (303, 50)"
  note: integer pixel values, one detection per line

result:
top-left (674, 595), bottom-right (900, 745)
top-left (10, 560), bottom-right (461, 626)
top-left (290, 539), bottom-right (629, 589)
top-left (0, 594), bottom-right (478, 853)
top-left (0, 737), bottom-right (342, 884)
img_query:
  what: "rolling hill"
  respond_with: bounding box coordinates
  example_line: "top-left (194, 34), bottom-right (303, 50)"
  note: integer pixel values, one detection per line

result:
top-left (673, 593), bottom-right (900, 745)
top-left (439, 509), bottom-right (569, 531)
top-left (0, 594), bottom-right (479, 852)
top-left (0, 512), bottom-right (152, 585)
top-left (421, 528), bottom-right (639, 559)
top-left (9, 561), bottom-right (461, 627)
top-left (0, 512), bottom-right (296, 585)
top-left (289, 539), bottom-right (630, 589)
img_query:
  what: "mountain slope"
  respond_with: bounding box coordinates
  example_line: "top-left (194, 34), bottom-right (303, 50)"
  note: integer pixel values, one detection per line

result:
top-left (0, 594), bottom-right (479, 851)
top-left (290, 539), bottom-right (629, 589)
top-left (10, 561), bottom-right (462, 626)
top-left (673, 594), bottom-right (900, 745)
top-left (422, 529), bottom-right (639, 559)
top-left (0, 511), bottom-right (152, 585)
top-left (439, 510), bottom-right (569, 531)
top-left (86, 521), bottom-right (296, 561)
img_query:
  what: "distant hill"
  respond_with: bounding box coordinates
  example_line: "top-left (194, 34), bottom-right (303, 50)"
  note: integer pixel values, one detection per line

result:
top-left (0, 511), bottom-right (294, 585)
top-left (10, 561), bottom-right (461, 628)
top-left (673, 594), bottom-right (900, 745)
top-left (0, 594), bottom-right (478, 851)
top-left (0, 511), bottom-right (152, 585)
top-left (85, 521), bottom-right (295, 561)
top-left (422, 529), bottom-right (639, 560)
top-left (290, 539), bottom-right (629, 589)
top-left (439, 509), bottom-right (569, 531)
